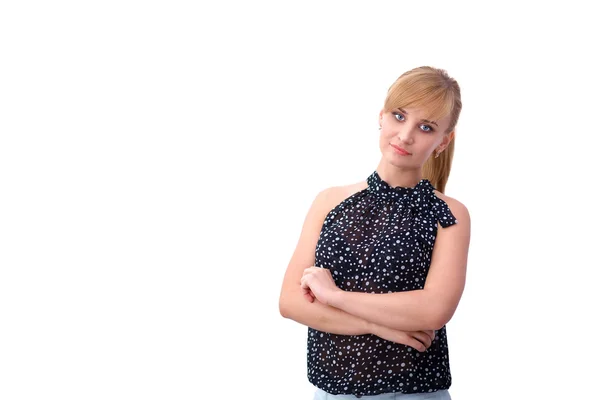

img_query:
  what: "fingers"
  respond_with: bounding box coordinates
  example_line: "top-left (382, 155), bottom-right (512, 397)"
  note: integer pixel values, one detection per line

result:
top-left (411, 340), bottom-right (427, 353)
top-left (300, 275), bottom-right (315, 302)
top-left (302, 266), bottom-right (318, 276)
top-left (423, 330), bottom-right (435, 342)
top-left (375, 328), bottom-right (427, 353)
top-left (410, 331), bottom-right (433, 349)
top-left (300, 271), bottom-right (315, 288)
top-left (401, 333), bottom-right (427, 353)
top-left (303, 288), bottom-right (315, 302)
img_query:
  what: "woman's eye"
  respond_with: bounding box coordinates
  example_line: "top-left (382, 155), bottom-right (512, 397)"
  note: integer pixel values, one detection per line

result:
top-left (393, 113), bottom-right (434, 133)
top-left (393, 112), bottom-right (405, 122)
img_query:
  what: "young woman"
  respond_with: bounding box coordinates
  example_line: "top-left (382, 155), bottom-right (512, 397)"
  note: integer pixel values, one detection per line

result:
top-left (279, 66), bottom-right (471, 400)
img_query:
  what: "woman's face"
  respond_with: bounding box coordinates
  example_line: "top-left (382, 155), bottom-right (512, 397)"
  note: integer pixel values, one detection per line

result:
top-left (378, 106), bottom-right (453, 169)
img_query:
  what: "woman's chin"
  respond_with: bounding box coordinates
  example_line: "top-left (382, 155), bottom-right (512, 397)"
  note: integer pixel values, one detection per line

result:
top-left (382, 154), bottom-right (423, 170)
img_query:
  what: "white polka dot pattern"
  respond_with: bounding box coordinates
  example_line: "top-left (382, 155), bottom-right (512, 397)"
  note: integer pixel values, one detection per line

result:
top-left (307, 171), bottom-right (458, 396)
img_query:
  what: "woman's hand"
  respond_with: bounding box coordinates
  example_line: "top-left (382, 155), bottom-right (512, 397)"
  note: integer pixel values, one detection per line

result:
top-left (300, 265), bottom-right (435, 352)
top-left (300, 266), bottom-right (342, 306)
top-left (370, 323), bottom-right (436, 353)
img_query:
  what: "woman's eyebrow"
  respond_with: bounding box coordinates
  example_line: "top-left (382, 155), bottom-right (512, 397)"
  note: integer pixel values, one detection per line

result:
top-left (398, 108), bottom-right (439, 127)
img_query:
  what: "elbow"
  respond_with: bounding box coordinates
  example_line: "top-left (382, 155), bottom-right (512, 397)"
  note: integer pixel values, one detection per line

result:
top-left (420, 314), bottom-right (444, 331)
top-left (430, 307), bottom-right (455, 330)
top-left (430, 317), bottom-right (446, 331)
top-left (279, 294), bottom-right (292, 319)
top-left (279, 303), bottom-right (289, 319)
top-left (280, 290), bottom-right (307, 322)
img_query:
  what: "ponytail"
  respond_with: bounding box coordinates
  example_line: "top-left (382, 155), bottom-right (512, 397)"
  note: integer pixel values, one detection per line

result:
top-left (422, 136), bottom-right (455, 194)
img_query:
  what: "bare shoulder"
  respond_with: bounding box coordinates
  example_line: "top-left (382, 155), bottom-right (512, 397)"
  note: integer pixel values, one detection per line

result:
top-left (433, 190), bottom-right (471, 226)
top-left (314, 180), bottom-right (368, 214)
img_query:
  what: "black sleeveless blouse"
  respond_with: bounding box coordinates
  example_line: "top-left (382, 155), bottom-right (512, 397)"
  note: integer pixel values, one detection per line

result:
top-left (307, 170), bottom-right (458, 397)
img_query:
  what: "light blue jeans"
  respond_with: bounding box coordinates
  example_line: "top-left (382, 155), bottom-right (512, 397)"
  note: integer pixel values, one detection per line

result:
top-left (313, 388), bottom-right (451, 400)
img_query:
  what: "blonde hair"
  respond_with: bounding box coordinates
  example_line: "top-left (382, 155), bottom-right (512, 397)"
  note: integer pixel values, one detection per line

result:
top-left (383, 66), bottom-right (462, 193)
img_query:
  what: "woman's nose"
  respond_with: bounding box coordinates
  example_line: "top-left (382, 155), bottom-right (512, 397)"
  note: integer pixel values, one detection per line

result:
top-left (397, 127), bottom-right (415, 144)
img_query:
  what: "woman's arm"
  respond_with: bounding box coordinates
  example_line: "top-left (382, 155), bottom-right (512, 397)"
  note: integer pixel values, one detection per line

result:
top-left (279, 187), bottom-right (375, 334)
top-left (282, 281), bottom-right (433, 351)
top-left (281, 280), bottom-right (371, 335)
top-left (279, 187), bottom-right (431, 346)
top-left (302, 198), bottom-right (471, 332)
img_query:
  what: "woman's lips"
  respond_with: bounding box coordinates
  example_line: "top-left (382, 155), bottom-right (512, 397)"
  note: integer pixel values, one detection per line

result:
top-left (391, 144), bottom-right (411, 155)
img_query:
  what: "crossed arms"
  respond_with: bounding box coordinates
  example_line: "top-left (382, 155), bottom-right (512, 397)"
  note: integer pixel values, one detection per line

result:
top-left (279, 186), bottom-right (471, 336)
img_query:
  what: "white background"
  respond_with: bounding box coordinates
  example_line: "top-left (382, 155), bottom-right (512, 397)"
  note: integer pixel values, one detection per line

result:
top-left (1, 1), bottom-right (599, 399)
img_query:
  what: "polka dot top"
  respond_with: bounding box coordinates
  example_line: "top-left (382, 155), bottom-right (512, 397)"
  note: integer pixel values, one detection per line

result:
top-left (307, 170), bottom-right (458, 397)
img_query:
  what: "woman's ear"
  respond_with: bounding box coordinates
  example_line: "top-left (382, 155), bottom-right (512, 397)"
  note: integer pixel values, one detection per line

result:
top-left (441, 130), bottom-right (455, 148)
